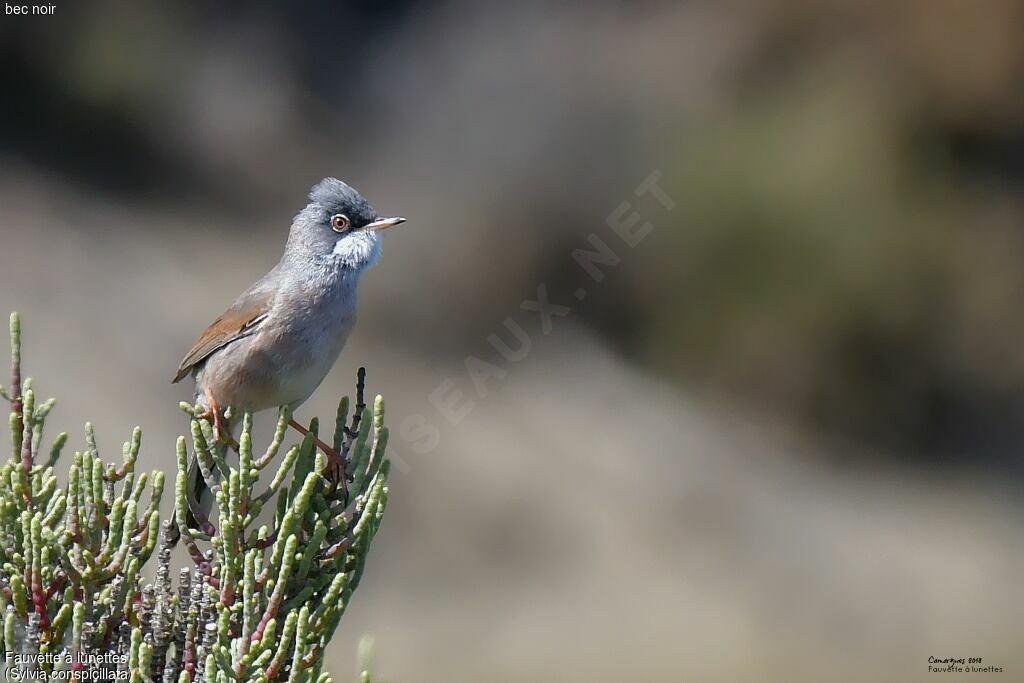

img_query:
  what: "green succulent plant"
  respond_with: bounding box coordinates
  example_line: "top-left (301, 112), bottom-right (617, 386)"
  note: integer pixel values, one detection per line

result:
top-left (0, 313), bottom-right (391, 683)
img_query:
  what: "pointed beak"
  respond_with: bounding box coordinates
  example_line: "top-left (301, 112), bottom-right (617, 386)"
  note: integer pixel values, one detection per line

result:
top-left (365, 216), bottom-right (407, 231)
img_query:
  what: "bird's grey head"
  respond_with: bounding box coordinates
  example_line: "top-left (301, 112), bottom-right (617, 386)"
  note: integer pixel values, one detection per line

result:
top-left (286, 177), bottom-right (405, 272)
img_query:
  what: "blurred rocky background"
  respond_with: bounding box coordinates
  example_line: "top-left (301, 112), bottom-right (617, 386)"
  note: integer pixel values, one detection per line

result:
top-left (1, 1), bottom-right (1023, 681)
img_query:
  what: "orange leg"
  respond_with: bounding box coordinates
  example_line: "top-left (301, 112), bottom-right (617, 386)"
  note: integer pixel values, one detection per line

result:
top-left (289, 418), bottom-right (348, 490)
top-left (201, 389), bottom-right (239, 450)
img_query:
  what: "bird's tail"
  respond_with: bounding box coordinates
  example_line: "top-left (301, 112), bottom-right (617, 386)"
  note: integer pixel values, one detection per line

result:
top-left (186, 454), bottom-right (220, 531)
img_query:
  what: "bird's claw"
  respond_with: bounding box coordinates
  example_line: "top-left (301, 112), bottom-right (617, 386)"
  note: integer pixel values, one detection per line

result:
top-left (200, 389), bottom-right (237, 449)
top-left (319, 446), bottom-right (350, 505)
top-left (288, 418), bottom-right (349, 499)
top-left (197, 408), bottom-right (224, 440)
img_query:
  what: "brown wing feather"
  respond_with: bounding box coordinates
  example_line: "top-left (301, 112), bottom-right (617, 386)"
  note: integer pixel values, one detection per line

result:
top-left (172, 291), bottom-right (273, 383)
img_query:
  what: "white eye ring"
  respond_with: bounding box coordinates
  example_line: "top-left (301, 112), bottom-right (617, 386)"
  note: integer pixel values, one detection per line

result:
top-left (330, 214), bottom-right (351, 232)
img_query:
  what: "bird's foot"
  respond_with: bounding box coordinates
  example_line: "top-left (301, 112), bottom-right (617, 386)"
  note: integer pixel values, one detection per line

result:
top-left (324, 454), bottom-right (347, 495)
top-left (288, 418), bottom-right (349, 497)
top-left (200, 389), bottom-right (239, 450)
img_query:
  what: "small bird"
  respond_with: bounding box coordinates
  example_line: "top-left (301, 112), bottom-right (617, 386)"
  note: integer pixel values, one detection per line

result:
top-left (173, 178), bottom-right (404, 511)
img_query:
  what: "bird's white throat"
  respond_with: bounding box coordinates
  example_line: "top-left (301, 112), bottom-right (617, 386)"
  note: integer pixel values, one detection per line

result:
top-left (331, 229), bottom-right (382, 271)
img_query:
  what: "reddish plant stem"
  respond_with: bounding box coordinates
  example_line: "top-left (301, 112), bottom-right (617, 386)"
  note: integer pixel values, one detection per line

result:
top-left (252, 528), bottom-right (277, 550)
top-left (31, 561), bottom-right (50, 630)
top-left (317, 536), bottom-right (351, 564)
top-left (44, 574), bottom-right (66, 601)
top-left (250, 578), bottom-right (286, 644)
top-left (302, 644), bottom-right (323, 668)
top-left (107, 460), bottom-right (133, 481)
top-left (182, 640), bottom-right (196, 679)
top-left (266, 656), bottom-right (284, 681)
top-left (20, 419), bottom-right (33, 477)
top-left (220, 578), bottom-right (235, 606)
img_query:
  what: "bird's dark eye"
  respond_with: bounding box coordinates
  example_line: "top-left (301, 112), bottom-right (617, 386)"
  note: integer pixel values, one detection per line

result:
top-left (330, 214), bottom-right (351, 232)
